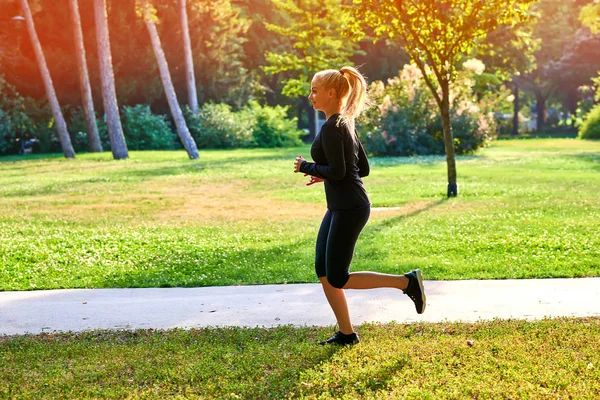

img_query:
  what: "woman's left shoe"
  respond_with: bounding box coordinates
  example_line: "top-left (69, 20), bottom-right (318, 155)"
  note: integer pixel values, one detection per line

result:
top-left (319, 331), bottom-right (360, 346)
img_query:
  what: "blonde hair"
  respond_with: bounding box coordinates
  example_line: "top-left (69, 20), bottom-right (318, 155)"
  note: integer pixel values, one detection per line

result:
top-left (313, 66), bottom-right (370, 141)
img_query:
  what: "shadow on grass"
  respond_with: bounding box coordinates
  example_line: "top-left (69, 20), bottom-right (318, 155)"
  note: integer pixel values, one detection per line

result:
top-left (565, 152), bottom-right (600, 166)
top-left (497, 129), bottom-right (578, 140)
top-left (367, 199), bottom-right (447, 233)
top-left (0, 153), bottom-right (65, 163)
top-left (370, 154), bottom-right (481, 170)
top-left (85, 237), bottom-right (318, 290)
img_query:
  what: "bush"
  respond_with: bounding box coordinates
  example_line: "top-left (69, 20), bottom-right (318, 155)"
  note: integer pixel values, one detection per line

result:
top-left (185, 102), bottom-right (304, 149)
top-left (359, 61), bottom-right (503, 156)
top-left (578, 104), bottom-right (600, 140)
top-left (121, 105), bottom-right (174, 150)
top-left (185, 103), bottom-right (251, 149)
top-left (63, 106), bottom-right (109, 153)
top-left (0, 76), bottom-right (33, 155)
top-left (241, 101), bottom-right (304, 148)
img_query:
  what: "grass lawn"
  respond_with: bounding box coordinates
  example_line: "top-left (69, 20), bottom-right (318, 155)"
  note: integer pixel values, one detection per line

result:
top-left (1, 318), bottom-right (599, 399)
top-left (1, 138), bottom-right (599, 290)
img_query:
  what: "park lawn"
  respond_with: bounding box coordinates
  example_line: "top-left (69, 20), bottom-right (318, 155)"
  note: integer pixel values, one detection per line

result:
top-left (1, 138), bottom-right (599, 290)
top-left (1, 318), bottom-right (599, 399)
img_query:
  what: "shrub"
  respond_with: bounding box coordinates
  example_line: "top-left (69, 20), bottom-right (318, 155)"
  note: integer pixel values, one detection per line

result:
top-left (121, 105), bottom-right (174, 150)
top-left (0, 76), bottom-right (33, 155)
top-left (241, 101), bottom-right (304, 148)
top-left (185, 103), bottom-right (251, 149)
top-left (359, 62), bottom-right (503, 156)
top-left (578, 104), bottom-right (600, 140)
top-left (185, 102), bottom-right (304, 149)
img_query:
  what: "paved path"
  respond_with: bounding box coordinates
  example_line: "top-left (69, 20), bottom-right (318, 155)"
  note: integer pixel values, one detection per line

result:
top-left (1, 278), bottom-right (599, 336)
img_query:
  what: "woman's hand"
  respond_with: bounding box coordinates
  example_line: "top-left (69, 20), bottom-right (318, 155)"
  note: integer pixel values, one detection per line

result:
top-left (294, 154), bottom-right (306, 173)
top-left (305, 174), bottom-right (324, 186)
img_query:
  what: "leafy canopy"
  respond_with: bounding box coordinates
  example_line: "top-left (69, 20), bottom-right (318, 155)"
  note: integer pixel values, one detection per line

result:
top-left (580, 0), bottom-right (600, 34)
top-left (351, 0), bottom-right (536, 106)
top-left (263, 0), bottom-right (363, 97)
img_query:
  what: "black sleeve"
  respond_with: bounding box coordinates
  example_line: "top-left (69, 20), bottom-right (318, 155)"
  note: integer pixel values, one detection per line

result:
top-left (299, 125), bottom-right (346, 180)
top-left (357, 139), bottom-right (369, 178)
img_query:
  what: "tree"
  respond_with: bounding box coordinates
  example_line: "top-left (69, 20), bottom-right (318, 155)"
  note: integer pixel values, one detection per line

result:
top-left (137, 1), bottom-right (199, 159)
top-left (546, 27), bottom-right (600, 114)
top-left (476, 17), bottom-right (539, 135)
top-left (264, 0), bottom-right (364, 139)
top-left (179, 0), bottom-right (198, 114)
top-left (515, 0), bottom-right (586, 132)
top-left (353, 0), bottom-right (535, 197)
top-left (68, 0), bottom-right (102, 152)
top-left (93, 0), bottom-right (128, 160)
top-left (580, 0), bottom-right (600, 34)
top-left (20, 0), bottom-right (75, 158)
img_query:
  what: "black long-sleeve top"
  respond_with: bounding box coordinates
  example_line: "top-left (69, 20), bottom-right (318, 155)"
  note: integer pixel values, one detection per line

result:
top-left (299, 114), bottom-right (371, 210)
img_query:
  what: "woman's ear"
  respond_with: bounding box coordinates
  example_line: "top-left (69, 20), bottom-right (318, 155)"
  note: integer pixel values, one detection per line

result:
top-left (328, 88), bottom-right (337, 99)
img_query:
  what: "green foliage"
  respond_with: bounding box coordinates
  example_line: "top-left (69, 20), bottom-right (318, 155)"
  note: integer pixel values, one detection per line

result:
top-left (360, 62), bottom-right (505, 156)
top-left (185, 104), bottom-right (251, 149)
top-left (187, 0), bottom-right (253, 107)
top-left (0, 76), bottom-right (31, 155)
top-left (578, 104), bottom-right (600, 140)
top-left (580, 0), bottom-right (600, 34)
top-left (241, 101), bottom-right (305, 147)
top-left (0, 76), bottom-right (59, 155)
top-left (594, 73), bottom-right (600, 102)
top-left (64, 107), bottom-right (110, 153)
top-left (263, 0), bottom-right (363, 97)
top-left (184, 102), bottom-right (304, 149)
top-left (476, 16), bottom-right (540, 80)
top-left (121, 105), bottom-right (174, 150)
top-left (352, 0), bottom-right (536, 85)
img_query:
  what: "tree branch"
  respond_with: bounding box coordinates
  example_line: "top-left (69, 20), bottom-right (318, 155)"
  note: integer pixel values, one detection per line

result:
top-left (394, 0), bottom-right (445, 84)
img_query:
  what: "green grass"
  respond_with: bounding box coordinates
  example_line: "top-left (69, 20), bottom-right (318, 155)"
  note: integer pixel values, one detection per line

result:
top-left (1, 318), bottom-right (599, 399)
top-left (1, 138), bottom-right (599, 290)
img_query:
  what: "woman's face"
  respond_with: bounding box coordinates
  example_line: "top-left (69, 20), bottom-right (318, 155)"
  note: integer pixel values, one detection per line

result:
top-left (308, 77), bottom-right (334, 112)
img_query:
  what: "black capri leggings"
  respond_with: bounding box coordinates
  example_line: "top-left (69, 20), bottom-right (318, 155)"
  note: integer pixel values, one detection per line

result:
top-left (315, 204), bottom-right (371, 289)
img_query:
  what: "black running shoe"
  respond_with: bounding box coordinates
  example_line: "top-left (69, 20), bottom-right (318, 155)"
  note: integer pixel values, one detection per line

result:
top-left (319, 331), bottom-right (360, 346)
top-left (403, 269), bottom-right (426, 314)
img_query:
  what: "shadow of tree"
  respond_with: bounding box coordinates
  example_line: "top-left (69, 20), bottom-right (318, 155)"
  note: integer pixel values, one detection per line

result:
top-left (367, 199), bottom-right (448, 233)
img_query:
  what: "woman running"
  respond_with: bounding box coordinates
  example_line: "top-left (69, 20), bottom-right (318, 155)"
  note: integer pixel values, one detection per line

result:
top-left (294, 66), bottom-right (426, 345)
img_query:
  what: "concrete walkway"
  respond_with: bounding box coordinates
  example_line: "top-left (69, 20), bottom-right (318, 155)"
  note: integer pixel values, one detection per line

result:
top-left (1, 278), bottom-right (599, 336)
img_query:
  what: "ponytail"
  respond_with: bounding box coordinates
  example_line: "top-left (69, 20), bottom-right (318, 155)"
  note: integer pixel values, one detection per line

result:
top-left (314, 66), bottom-right (370, 143)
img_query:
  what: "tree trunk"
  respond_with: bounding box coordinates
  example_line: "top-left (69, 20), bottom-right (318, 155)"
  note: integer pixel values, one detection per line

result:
top-left (179, 0), bottom-right (198, 114)
top-left (511, 83), bottom-right (519, 136)
top-left (93, 0), bottom-right (128, 160)
top-left (145, 20), bottom-right (199, 159)
top-left (20, 0), bottom-right (75, 158)
top-left (535, 91), bottom-right (546, 133)
top-left (441, 81), bottom-right (458, 197)
top-left (69, 0), bottom-right (102, 152)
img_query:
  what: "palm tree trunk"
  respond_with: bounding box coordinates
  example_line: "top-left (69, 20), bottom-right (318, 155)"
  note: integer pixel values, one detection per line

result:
top-left (69, 0), bottom-right (102, 152)
top-left (145, 20), bottom-right (199, 159)
top-left (20, 0), bottom-right (75, 158)
top-left (441, 80), bottom-right (458, 197)
top-left (179, 0), bottom-right (198, 114)
top-left (93, 0), bottom-right (128, 159)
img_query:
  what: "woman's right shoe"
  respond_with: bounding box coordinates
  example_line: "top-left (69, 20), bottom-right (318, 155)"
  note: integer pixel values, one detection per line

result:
top-left (319, 331), bottom-right (360, 346)
top-left (403, 269), bottom-right (426, 314)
